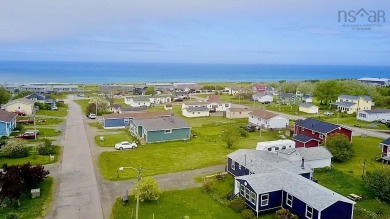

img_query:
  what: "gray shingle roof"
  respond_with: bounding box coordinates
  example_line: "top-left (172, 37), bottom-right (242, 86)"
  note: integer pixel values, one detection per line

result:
top-left (339, 94), bottom-right (372, 101)
top-left (362, 109), bottom-right (390, 114)
top-left (295, 147), bottom-right (333, 161)
top-left (293, 134), bottom-right (319, 143)
top-left (299, 103), bottom-right (317, 108)
top-left (333, 102), bottom-right (356, 107)
top-left (295, 118), bottom-right (340, 134)
top-left (381, 137), bottom-right (390, 146)
top-left (6, 98), bottom-right (35, 106)
top-left (133, 116), bottom-right (191, 131)
top-left (187, 106), bottom-right (209, 112)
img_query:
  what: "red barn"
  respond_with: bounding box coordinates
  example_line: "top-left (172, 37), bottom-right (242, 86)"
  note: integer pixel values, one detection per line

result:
top-left (294, 118), bottom-right (353, 145)
top-left (293, 134), bottom-right (320, 148)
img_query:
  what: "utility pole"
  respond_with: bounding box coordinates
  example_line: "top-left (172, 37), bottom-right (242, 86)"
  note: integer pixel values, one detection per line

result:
top-left (118, 166), bottom-right (143, 219)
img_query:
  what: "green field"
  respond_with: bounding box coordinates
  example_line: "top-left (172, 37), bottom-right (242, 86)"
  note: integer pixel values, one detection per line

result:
top-left (36, 105), bottom-right (68, 117)
top-left (95, 131), bottom-right (136, 147)
top-left (75, 99), bottom-right (90, 114)
top-left (17, 117), bottom-right (64, 126)
top-left (88, 122), bottom-right (104, 129)
top-left (99, 115), bottom-right (282, 180)
top-left (0, 177), bottom-right (54, 218)
top-left (0, 146), bottom-right (61, 166)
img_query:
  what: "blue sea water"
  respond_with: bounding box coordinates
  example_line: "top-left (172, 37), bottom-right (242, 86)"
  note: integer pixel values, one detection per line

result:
top-left (0, 61), bottom-right (389, 84)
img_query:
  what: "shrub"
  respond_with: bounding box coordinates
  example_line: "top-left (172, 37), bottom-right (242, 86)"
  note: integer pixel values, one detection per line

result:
top-left (132, 176), bottom-right (161, 202)
top-left (202, 179), bottom-right (214, 193)
top-left (228, 197), bottom-right (246, 212)
top-left (364, 168), bottom-right (390, 202)
top-left (5, 213), bottom-right (18, 219)
top-left (36, 139), bottom-right (56, 155)
top-left (325, 133), bottom-right (354, 162)
top-left (239, 129), bottom-right (249, 137)
top-left (241, 209), bottom-right (255, 219)
top-left (1, 139), bottom-right (29, 158)
top-left (275, 208), bottom-right (299, 219)
top-left (14, 123), bottom-right (23, 131)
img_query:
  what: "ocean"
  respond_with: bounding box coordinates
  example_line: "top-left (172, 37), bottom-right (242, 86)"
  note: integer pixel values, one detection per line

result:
top-left (0, 61), bottom-right (389, 84)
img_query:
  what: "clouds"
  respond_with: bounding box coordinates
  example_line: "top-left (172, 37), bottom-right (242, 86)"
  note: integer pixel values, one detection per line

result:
top-left (0, 0), bottom-right (389, 64)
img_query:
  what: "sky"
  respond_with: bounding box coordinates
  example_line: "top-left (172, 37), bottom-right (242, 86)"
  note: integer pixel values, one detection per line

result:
top-left (0, 0), bottom-right (389, 65)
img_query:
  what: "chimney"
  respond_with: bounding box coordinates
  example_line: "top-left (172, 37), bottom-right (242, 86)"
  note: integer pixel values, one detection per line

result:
top-left (301, 158), bottom-right (305, 169)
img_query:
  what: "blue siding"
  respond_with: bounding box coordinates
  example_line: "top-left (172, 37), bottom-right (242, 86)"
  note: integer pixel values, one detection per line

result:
top-left (227, 158), bottom-right (246, 177)
top-left (282, 191), bottom-right (319, 219)
top-left (258, 190), bottom-right (282, 212)
top-left (301, 172), bottom-right (311, 179)
top-left (236, 179), bottom-right (257, 211)
top-left (103, 118), bottom-right (126, 128)
top-left (146, 128), bottom-right (191, 143)
top-left (0, 119), bottom-right (16, 137)
top-left (321, 201), bottom-right (353, 219)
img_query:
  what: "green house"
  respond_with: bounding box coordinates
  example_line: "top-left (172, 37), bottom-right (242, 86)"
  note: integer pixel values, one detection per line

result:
top-left (130, 116), bottom-right (191, 143)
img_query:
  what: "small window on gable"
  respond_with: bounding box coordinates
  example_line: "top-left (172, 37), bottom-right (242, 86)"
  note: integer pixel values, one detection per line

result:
top-left (286, 193), bottom-right (293, 207)
top-left (301, 128), bottom-right (305, 131)
top-left (319, 134), bottom-right (324, 139)
top-left (231, 161), bottom-right (235, 170)
top-left (312, 130), bottom-right (315, 134)
top-left (268, 148), bottom-right (272, 151)
top-left (306, 205), bottom-right (313, 219)
top-left (165, 130), bottom-right (172, 134)
top-left (261, 194), bottom-right (269, 206)
top-left (282, 146), bottom-right (286, 149)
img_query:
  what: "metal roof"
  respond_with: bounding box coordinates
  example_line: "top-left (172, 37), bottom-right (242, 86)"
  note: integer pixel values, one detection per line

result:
top-left (295, 147), bottom-right (333, 161)
top-left (361, 109), bottom-right (390, 114)
top-left (293, 134), bottom-right (319, 143)
top-left (133, 116), bottom-right (191, 131)
top-left (295, 118), bottom-right (341, 134)
top-left (249, 109), bottom-right (279, 120)
top-left (103, 112), bottom-right (172, 119)
top-left (6, 98), bottom-right (35, 106)
top-left (187, 106), bottom-right (209, 112)
top-left (333, 102), bottom-right (356, 107)
top-left (299, 103), bottom-right (317, 108)
top-left (381, 137), bottom-right (390, 146)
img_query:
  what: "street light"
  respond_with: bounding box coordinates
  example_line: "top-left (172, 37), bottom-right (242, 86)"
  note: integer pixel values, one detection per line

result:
top-left (118, 166), bottom-right (143, 219)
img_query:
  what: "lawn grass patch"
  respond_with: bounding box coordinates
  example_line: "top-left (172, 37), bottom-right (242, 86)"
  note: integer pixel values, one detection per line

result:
top-left (100, 117), bottom-right (281, 180)
top-left (89, 122), bottom-right (104, 129)
top-left (36, 105), bottom-right (68, 117)
top-left (75, 99), bottom-right (90, 114)
top-left (0, 177), bottom-right (54, 219)
top-left (0, 146), bottom-right (61, 165)
top-left (95, 131), bottom-right (136, 147)
top-left (37, 128), bottom-right (62, 137)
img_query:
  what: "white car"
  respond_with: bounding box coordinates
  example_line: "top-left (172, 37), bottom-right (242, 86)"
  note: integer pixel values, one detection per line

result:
top-left (115, 141), bottom-right (137, 150)
top-left (88, 113), bottom-right (97, 119)
top-left (324, 111), bottom-right (334, 116)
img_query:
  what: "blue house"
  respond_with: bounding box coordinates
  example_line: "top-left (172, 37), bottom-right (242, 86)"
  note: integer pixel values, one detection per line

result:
top-left (130, 116), bottom-right (191, 143)
top-left (227, 150), bottom-right (355, 218)
top-left (0, 111), bottom-right (17, 137)
top-left (102, 112), bottom-right (172, 129)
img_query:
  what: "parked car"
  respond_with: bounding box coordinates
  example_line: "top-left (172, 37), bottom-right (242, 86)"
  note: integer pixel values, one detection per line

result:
top-left (16, 119), bottom-right (34, 124)
top-left (380, 119), bottom-right (390, 124)
top-left (51, 105), bottom-right (58, 110)
top-left (324, 111), bottom-right (334, 116)
top-left (16, 131), bottom-right (38, 139)
top-left (115, 141), bottom-right (137, 150)
top-left (15, 111), bottom-right (26, 116)
top-left (88, 113), bottom-right (97, 119)
top-left (241, 125), bottom-right (257, 132)
top-left (261, 101), bottom-right (271, 104)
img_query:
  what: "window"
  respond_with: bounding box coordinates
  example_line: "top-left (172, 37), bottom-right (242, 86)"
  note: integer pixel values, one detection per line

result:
top-left (275, 147), bottom-right (279, 151)
top-left (165, 130), bottom-right (172, 134)
top-left (225, 104), bottom-right (229, 107)
top-left (312, 130), bottom-right (315, 134)
top-left (239, 112), bottom-right (242, 114)
top-left (238, 164), bottom-right (241, 170)
top-left (319, 134), bottom-right (324, 139)
top-left (260, 194), bottom-right (269, 206)
top-left (306, 205), bottom-right (313, 219)
top-left (268, 148), bottom-right (272, 151)
top-left (282, 146), bottom-right (286, 149)
top-left (286, 193), bottom-right (293, 207)
top-left (240, 184), bottom-right (245, 196)
top-left (231, 161), bottom-right (235, 170)
top-left (245, 188), bottom-right (250, 200)
top-left (251, 192), bottom-right (257, 204)
top-left (197, 112), bottom-right (200, 114)
top-left (301, 128), bottom-right (305, 131)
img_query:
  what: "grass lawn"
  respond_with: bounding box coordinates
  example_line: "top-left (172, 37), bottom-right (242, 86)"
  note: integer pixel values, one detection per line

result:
top-left (100, 116), bottom-right (282, 180)
top-left (0, 177), bottom-right (54, 218)
top-left (95, 131), bottom-right (136, 147)
top-left (17, 117), bottom-right (64, 126)
top-left (36, 106), bottom-right (68, 117)
top-left (75, 99), bottom-right (90, 114)
top-left (36, 128), bottom-right (62, 137)
top-left (0, 146), bottom-right (61, 165)
top-left (320, 116), bottom-right (388, 130)
top-left (89, 122), bottom-right (104, 129)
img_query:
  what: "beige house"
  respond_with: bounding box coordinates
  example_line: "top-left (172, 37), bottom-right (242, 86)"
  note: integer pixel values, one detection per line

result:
top-left (225, 107), bottom-right (255, 119)
top-left (334, 95), bottom-right (373, 114)
top-left (164, 103), bottom-right (173, 110)
top-left (182, 106), bottom-right (210, 118)
top-left (5, 98), bottom-right (35, 115)
top-left (298, 103), bottom-right (319, 114)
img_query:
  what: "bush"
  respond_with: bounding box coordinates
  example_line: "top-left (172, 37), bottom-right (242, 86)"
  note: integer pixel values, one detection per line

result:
top-left (241, 209), bottom-right (255, 219)
top-left (132, 176), bottom-right (161, 202)
top-left (5, 213), bottom-right (18, 219)
top-left (202, 179), bottom-right (214, 193)
top-left (239, 129), bottom-right (249, 137)
top-left (14, 123), bottom-right (23, 131)
top-left (364, 168), bottom-right (390, 202)
top-left (275, 208), bottom-right (299, 219)
top-left (1, 139), bottom-right (29, 158)
top-left (36, 139), bottom-right (56, 155)
top-left (228, 197), bottom-right (246, 212)
top-left (325, 133), bottom-right (354, 162)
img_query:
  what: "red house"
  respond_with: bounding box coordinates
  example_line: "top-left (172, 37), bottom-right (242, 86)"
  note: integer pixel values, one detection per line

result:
top-left (294, 118), bottom-right (353, 145)
top-left (293, 134), bottom-right (320, 148)
top-left (253, 84), bottom-right (267, 93)
top-left (379, 138), bottom-right (390, 164)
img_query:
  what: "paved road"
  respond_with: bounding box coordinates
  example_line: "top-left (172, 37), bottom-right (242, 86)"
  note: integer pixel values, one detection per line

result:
top-left (50, 96), bottom-right (104, 219)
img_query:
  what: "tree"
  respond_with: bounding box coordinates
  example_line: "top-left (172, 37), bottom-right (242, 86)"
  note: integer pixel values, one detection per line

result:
top-left (280, 81), bottom-right (299, 93)
top-left (325, 133), bottom-right (354, 162)
top-left (36, 138), bottom-right (56, 155)
top-left (297, 82), bottom-right (315, 95)
top-left (132, 176), bottom-right (161, 202)
top-left (313, 80), bottom-right (341, 105)
top-left (1, 139), bottom-right (29, 158)
top-left (0, 87), bottom-right (11, 104)
top-left (364, 168), bottom-right (390, 202)
top-left (386, 122), bottom-right (390, 130)
top-left (145, 87), bottom-right (156, 95)
top-left (19, 163), bottom-right (50, 191)
top-left (222, 127), bottom-right (241, 148)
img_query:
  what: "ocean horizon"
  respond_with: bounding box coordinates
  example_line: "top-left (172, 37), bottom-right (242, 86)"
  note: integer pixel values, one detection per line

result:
top-left (0, 61), bottom-right (389, 84)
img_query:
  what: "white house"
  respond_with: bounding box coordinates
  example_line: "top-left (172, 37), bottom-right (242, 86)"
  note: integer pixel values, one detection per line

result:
top-left (252, 93), bottom-right (273, 103)
top-left (357, 109), bottom-right (390, 123)
top-left (224, 86), bottom-right (240, 95)
top-left (207, 101), bottom-right (231, 112)
top-left (302, 95), bottom-right (313, 103)
top-left (298, 103), bottom-right (319, 114)
top-left (248, 109), bottom-right (289, 129)
top-left (5, 98), bottom-right (35, 115)
top-left (149, 95), bottom-right (171, 104)
top-left (182, 106), bottom-right (210, 117)
top-left (124, 96), bottom-right (151, 107)
top-left (333, 94), bottom-right (373, 114)
top-left (277, 147), bottom-right (333, 169)
top-left (256, 140), bottom-right (295, 152)
top-left (182, 101), bottom-right (208, 110)
top-left (225, 107), bottom-right (255, 119)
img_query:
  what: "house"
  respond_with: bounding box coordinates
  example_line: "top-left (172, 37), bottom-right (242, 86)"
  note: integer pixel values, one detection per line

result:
top-left (225, 107), bottom-right (255, 119)
top-left (130, 116), bottom-right (191, 143)
top-left (265, 86), bottom-right (278, 96)
top-left (358, 77), bottom-right (390, 86)
top-left (26, 93), bottom-right (56, 108)
top-left (182, 101), bottom-right (231, 113)
top-left (379, 138), bottom-right (390, 164)
top-left (4, 98), bottom-right (35, 115)
top-left (124, 96), bottom-right (151, 107)
top-left (256, 140), bottom-right (295, 152)
top-left (174, 91), bottom-right (190, 99)
top-left (252, 85), bottom-right (267, 93)
top-left (102, 112), bottom-right (172, 129)
top-left (333, 94), bottom-right (373, 114)
top-left (277, 147), bottom-right (333, 168)
top-left (149, 95), bottom-right (171, 105)
top-left (182, 102), bottom-right (208, 110)
top-left (0, 111), bottom-right (17, 137)
top-left (164, 103), bottom-right (173, 110)
top-left (298, 103), bottom-right (319, 114)
top-left (357, 109), bottom-right (390, 123)
top-left (252, 93), bottom-right (273, 103)
top-left (225, 86), bottom-right (241, 95)
top-left (278, 93), bottom-right (301, 105)
top-left (227, 149), bottom-right (354, 218)
top-left (182, 106), bottom-right (210, 118)
top-left (133, 85), bottom-right (147, 95)
top-left (173, 82), bottom-right (200, 92)
top-left (249, 109), bottom-right (289, 129)
top-left (302, 95), bottom-right (313, 103)
top-left (294, 118), bottom-right (353, 143)
top-left (293, 134), bottom-right (320, 148)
